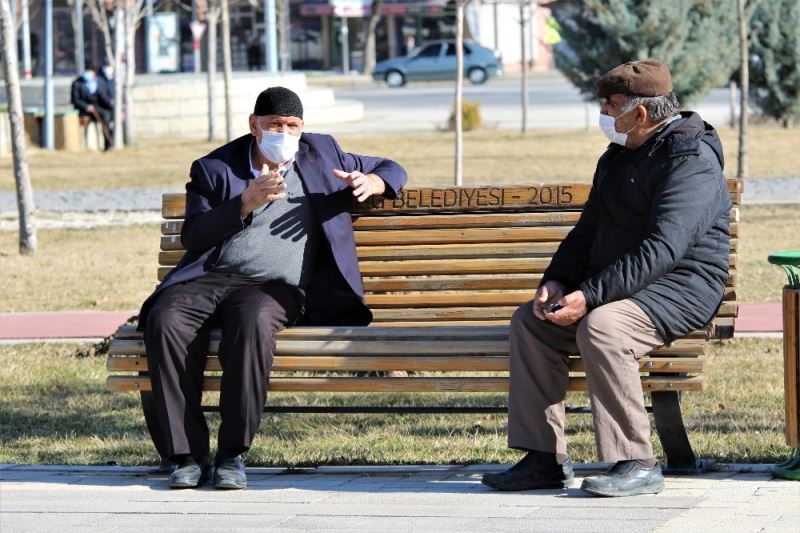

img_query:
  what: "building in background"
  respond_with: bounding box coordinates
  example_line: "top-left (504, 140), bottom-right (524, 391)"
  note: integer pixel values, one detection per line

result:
top-left (16, 0), bottom-right (555, 77)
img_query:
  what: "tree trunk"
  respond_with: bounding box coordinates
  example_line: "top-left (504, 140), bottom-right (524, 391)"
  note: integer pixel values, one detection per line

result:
top-left (454, 0), bottom-right (464, 186)
top-left (363, 0), bottom-right (383, 74)
top-left (112, 3), bottom-right (124, 148)
top-left (206, 8), bottom-right (220, 141)
top-left (737, 0), bottom-right (748, 180)
top-left (1, 0), bottom-right (37, 254)
top-left (277, 0), bottom-right (290, 72)
top-left (123, 4), bottom-right (136, 146)
top-left (221, 0), bottom-right (233, 141)
top-left (520, 0), bottom-right (528, 134)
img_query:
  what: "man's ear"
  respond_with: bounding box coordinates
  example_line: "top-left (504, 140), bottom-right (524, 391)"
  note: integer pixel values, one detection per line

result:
top-left (248, 114), bottom-right (258, 137)
top-left (636, 104), bottom-right (648, 125)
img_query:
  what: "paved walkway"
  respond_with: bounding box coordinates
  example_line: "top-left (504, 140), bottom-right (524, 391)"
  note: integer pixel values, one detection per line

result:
top-left (1, 463), bottom-right (797, 532)
top-left (0, 304), bottom-right (784, 342)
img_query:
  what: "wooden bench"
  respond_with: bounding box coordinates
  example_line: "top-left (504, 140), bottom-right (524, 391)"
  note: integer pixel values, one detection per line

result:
top-left (107, 181), bottom-right (741, 473)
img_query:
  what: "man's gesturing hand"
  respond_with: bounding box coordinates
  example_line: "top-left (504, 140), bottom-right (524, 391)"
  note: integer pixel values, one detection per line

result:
top-left (240, 164), bottom-right (287, 217)
top-left (333, 169), bottom-right (386, 202)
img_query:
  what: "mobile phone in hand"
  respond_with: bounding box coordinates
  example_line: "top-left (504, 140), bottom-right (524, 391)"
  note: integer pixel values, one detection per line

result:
top-left (546, 303), bottom-right (563, 313)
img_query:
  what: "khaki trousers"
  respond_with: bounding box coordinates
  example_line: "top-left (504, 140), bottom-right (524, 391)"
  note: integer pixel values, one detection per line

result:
top-left (508, 299), bottom-right (663, 463)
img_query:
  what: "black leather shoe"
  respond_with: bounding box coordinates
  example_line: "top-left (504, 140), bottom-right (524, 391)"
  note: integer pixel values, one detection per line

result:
top-left (581, 460), bottom-right (664, 497)
top-left (214, 454), bottom-right (247, 490)
top-left (169, 457), bottom-right (210, 489)
top-left (482, 452), bottom-right (574, 491)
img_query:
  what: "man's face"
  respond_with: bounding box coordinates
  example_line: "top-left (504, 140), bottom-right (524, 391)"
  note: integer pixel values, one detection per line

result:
top-left (249, 114), bottom-right (303, 140)
top-left (601, 93), bottom-right (640, 133)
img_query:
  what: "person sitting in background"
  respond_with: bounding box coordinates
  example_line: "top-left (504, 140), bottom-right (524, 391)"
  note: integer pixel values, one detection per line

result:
top-left (70, 67), bottom-right (113, 150)
top-left (96, 64), bottom-right (116, 144)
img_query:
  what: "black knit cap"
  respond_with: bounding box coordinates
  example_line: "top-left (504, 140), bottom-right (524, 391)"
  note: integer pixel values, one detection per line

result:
top-left (253, 86), bottom-right (304, 119)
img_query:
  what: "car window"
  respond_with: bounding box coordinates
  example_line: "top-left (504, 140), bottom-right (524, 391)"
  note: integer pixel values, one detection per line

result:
top-left (445, 43), bottom-right (472, 56)
top-left (416, 44), bottom-right (442, 58)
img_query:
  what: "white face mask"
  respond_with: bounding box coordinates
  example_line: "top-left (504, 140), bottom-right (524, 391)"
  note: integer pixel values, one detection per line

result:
top-left (257, 129), bottom-right (299, 164)
top-left (598, 108), bottom-right (636, 147)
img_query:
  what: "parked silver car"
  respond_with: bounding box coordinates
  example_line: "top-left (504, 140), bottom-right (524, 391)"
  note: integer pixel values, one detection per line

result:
top-left (371, 40), bottom-right (504, 88)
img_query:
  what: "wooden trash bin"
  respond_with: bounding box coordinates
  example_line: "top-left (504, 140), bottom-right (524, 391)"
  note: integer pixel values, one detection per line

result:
top-left (768, 251), bottom-right (800, 480)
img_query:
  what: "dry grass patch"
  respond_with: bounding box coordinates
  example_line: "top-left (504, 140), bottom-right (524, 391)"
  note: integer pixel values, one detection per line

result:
top-left (0, 224), bottom-right (160, 312)
top-left (738, 204), bottom-right (800, 302)
top-left (1, 126), bottom-right (797, 192)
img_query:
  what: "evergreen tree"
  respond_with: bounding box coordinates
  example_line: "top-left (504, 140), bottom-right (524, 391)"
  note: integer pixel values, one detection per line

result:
top-left (749, 0), bottom-right (800, 127)
top-left (550, 0), bottom-right (739, 104)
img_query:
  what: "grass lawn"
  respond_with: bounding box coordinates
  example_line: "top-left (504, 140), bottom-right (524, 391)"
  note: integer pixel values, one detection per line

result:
top-left (1, 126), bottom-right (798, 192)
top-left (0, 338), bottom-right (787, 466)
top-left (1, 204), bottom-right (795, 312)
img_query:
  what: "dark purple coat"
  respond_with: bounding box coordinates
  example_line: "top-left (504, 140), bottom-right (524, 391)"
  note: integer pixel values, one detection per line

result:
top-left (138, 132), bottom-right (407, 328)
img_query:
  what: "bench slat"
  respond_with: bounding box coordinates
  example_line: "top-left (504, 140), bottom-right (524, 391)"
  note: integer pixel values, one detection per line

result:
top-left (351, 212), bottom-right (581, 230)
top-left (367, 302), bottom-right (737, 322)
top-left (107, 355), bottom-right (705, 373)
top-left (108, 336), bottom-right (707, 357)
top-left (112, 324), bottom-right (711, 341)
top-left (160, 186), bottom-right (741, 221)
top-left (106, 375), bottom-right (705, 393)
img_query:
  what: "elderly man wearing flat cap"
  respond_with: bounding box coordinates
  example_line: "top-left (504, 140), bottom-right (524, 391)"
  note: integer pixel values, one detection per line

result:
top-left (137, 86), bottom-right (407, 490)
top-left (482, 60), bottom-right (730, 497)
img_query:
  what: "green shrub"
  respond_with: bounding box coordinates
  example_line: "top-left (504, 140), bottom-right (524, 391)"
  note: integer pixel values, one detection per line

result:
top-left (447, 100), bottom-right (482, 131)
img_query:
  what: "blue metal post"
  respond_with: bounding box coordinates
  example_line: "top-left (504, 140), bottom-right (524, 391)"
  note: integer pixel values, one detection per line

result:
top-left (43, 0), bottom-right (54, 150)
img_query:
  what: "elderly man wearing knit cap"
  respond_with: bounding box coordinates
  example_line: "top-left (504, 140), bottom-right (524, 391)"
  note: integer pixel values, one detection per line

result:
top-left (137, 86), bottom-right (407, 490)
top-left (482, 60), bottom-right (730, 497)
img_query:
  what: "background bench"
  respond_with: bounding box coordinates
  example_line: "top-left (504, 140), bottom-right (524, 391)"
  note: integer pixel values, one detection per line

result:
top-left (107, 180), bottom-right (741, 473)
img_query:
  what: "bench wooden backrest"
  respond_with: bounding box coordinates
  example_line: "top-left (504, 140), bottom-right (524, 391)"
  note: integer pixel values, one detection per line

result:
top-left (157, 181), bottom-right (741, 334)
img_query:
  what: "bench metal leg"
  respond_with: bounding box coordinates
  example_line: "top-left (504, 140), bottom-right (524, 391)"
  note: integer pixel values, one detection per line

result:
top-left (651, 391), bottom-right (712, 474)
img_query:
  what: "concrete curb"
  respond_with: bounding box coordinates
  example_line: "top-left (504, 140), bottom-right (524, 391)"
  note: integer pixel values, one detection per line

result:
top-left (0, 462), bottom-right (777, 476)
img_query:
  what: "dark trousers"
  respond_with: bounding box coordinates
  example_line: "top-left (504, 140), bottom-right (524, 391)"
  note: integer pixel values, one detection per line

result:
top-left (143, 273), bottom-right (303, 462)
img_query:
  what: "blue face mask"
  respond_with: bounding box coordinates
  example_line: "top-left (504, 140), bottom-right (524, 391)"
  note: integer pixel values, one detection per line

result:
top-left (257, 129), bottom-right (300, 164)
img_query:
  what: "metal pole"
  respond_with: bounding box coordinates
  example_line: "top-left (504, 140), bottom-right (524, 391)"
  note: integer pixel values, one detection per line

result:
top-left (340, 16), bottom-right (349, 74)
top-left (74, 0), bottom-right (85, 74)
top-left (454, 1), bottom-right (464, 186)
top-left (145, 0), bottom-right (154, 73)
top-left (520, 0), bottom-right (528, 134)
top-left (44, 0), bottom-right (55, 150)
top-left (21, 0), bottom-right (32, 78)
top-left (264, 0), bottom-right (278, 73)
top-left (493, 1), bottom-right (498, 51)
top-left (192, 0), bottom-right (201, 73)
top-left (281, 0), bottom-right (290, 71)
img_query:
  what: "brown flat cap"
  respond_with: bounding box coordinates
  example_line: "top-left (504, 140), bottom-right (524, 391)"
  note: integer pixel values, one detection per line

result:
top-left (595, 59), bottom-right (673, 98)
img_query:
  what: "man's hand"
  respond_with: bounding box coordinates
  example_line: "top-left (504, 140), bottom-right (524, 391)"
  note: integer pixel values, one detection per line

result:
top-left (240, 164), bottom-right (286, 217)
top-left (532, 280), bottom-right (566, 321)
top-left (333, 169), bottom-right (386, 202)
top-left (86, 104), bottom-right (96, 113)
top-left (545, 289), bottom-right (588, 327)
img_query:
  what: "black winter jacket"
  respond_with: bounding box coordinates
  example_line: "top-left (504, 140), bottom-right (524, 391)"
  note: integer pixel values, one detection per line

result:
top-left (542, 112), bottom-right (731, 342)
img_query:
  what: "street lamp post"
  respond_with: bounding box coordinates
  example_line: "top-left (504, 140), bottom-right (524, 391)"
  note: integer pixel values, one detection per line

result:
top-left (44, 0), bottom-right (55, 150)
top-left (264, 0), bottom-right (278, 73)
top-left (340, 17), bottom-right (349, 74)
top-left (21, 0), bottom-right (32, 79)
top-left (74, 0), bottom-right (85, 74)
